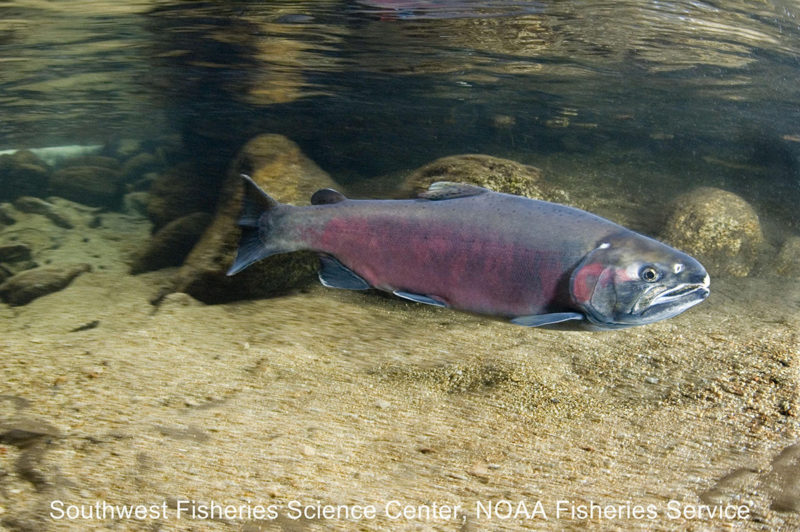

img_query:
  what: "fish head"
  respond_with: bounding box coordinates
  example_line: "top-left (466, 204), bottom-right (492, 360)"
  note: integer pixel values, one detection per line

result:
top-left (570, 233), bottom-right (710, 329)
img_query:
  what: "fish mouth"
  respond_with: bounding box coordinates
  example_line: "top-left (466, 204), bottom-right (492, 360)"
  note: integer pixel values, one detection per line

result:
top-left (652, 282), bottom-right (709, 305)
top-left (636, 279), bottom-right (710, 321)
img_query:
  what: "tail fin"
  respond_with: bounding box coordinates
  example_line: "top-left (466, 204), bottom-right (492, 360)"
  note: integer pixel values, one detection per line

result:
top-left (226, 174), bottom-right (282, 276)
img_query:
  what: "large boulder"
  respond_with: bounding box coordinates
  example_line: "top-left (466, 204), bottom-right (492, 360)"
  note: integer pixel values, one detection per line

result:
top-left (49, 166), bottom-right (123, 208)
top-left (0, 150), bottom-right (50, 201)
top-left (401, 154), bottom-right (570, 203)
top-left (172, 134), bottom-right (340, 303)
top-left (661, 187), bottom-right (764, 277)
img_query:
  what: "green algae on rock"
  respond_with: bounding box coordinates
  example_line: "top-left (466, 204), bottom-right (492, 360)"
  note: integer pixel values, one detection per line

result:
top-left (661, 187), bottom-right (764, 278)
top-left (776, 236), bottom-right (800, 278)
top-left (402, 154), bottom-right (570, 203)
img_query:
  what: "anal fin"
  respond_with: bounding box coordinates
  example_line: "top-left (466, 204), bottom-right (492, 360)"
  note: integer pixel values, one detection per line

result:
top-left (393, 291), bottom-right (447, 308)
top-left (510, 312), bottom-right (584, 327)
top-left (318, 255), bottom-right (370, 290)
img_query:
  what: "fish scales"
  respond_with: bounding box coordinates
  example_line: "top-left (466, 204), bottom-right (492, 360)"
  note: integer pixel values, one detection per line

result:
top-left (294, 196), bottom-right (592, 317)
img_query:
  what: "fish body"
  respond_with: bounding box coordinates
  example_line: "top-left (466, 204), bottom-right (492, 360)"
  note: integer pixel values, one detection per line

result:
top-left (229, 177), bottom-right (709, 330)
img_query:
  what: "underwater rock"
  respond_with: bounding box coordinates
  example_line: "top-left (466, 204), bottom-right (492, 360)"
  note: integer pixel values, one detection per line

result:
top-left (230, 134), bottom-right (340, 202)
top-left (661, 187), bottom-right (763, 277)
top-left (13, 196), bottom-right (55, 215)
top-left (173, 134), bottom-right (338, 303)
top-left (113, 138), bottom-right (144, 159)
top-left (0, 203), bottom-right (18, 225)
top-left (122, 191), bottom-right (150, 217)
top-left (146, 163), bottom-right (220, 232)
top-left (127, 172), bottom-right (158, 193)
top-left (57, 155), bottom-right (121, 171)
top-left (776, 237), bottom-right (800, 278)
top-left (130, 212), bottom-right (212, 274)
top-left (0, 244), bottom-right (34, 284)
top-left (14, 196), bottom-right (53, 214)
top-left (402, 154), bottom-right (569, 202)
top-left (0, 244), bottom-right (32, 263)
top-left (159, 291), bottom-right (204, 308)
top-left (121, 152), bottom-right (160, 182)
top-left (0, 265), bottom-right (11, 284)
top-left (49, 166), bottom-right (123, 208)
top-left (13, 196), bottom-right (75, 229)
top-left (0, 150), bottom-right (51, 201)
top-left (0, 263), bottom-right (91, 306)
top-left (0, 417), bottom-right (62, 448)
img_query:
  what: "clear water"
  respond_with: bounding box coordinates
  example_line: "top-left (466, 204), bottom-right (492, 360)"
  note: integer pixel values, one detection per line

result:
top-left (2, 1), bottom-right (799, 203)
top-left (1, 2), bottom-right (800, 529)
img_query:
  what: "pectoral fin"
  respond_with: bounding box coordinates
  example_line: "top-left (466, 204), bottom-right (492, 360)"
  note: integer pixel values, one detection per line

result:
top-left (510, 312), bottom-right (584, 327)
top-left (393, 291), bottom-right (447, 308)
top-left (318, 255), bottom-right (371, 290)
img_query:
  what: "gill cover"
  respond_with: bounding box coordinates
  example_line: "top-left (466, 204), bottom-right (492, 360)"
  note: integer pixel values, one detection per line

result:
top-left (570, 243), bottom-right (621, 326)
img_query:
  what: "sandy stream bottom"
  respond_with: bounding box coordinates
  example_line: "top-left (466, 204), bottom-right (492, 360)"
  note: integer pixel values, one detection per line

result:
top-left (0, 262), bottom-right (797, 531)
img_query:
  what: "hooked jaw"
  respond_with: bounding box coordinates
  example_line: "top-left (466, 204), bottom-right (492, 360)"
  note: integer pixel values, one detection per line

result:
top-left (634, 272), bottom-right (710, 322)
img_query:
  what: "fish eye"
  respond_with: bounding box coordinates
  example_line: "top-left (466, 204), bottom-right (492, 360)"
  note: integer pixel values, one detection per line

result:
top-left (640, 265), bottom-right (661, 283)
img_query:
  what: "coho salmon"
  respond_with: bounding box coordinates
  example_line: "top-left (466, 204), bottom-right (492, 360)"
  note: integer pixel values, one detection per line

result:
top-left (228, 176), bottom-right (709, 330)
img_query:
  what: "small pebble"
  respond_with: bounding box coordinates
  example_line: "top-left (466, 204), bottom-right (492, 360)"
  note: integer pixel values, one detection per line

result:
top-left (375, 399), bottom-right (391, 409)
top-left (645, 376), bottom-right (660, 385)
top-left (301, 444), bottom-right (315, 457)
top-left (468, 462), bottom-right (489, 477)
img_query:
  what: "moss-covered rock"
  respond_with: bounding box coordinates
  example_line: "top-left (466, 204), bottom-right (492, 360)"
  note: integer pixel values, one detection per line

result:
top-left (661, 187), bottom-right (764, 278)
top-left (172, 134), bottom-right (340, 303)
top-left (402, 154), bottom-right (569, 203)
top-left (0, 150), bottom-right (50, 201)
top-left (49, 166), bottom-right (123, 208)
top-left (775, 236), bottom-right (800, 278)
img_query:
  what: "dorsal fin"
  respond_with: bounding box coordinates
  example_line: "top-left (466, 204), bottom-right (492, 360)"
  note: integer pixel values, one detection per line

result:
top-left (311, 188), bottom-right (347, 205)
top-left (418, 181), bottom-right (489, 200)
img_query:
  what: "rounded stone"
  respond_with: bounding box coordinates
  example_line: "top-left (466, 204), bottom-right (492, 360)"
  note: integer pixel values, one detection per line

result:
top-left (775, 236), bottom-right (800, 278)
top-left (0, 263), bottom-right (91, 306)
top-left (661, 187), bottom-right (764, 277)
top-left (401, 154), bottom-right (569, 203)
top-left (49, 166), bottom-right (123, 208)
top-left (0, 151), bottom-right (50, 201)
